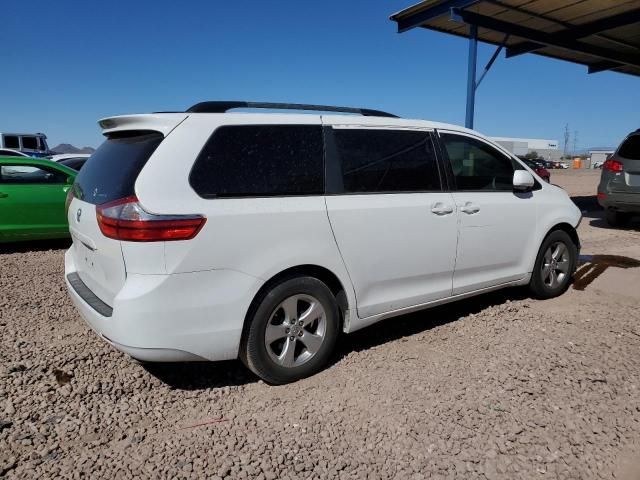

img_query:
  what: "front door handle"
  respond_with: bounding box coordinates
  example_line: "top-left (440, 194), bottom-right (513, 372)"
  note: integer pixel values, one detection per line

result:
top-left (431, 202), bottom-right (454, 216)
top-left (460, 202), bottom-right (480, 214)
top-left (0, 192), bottom-right (8, 199)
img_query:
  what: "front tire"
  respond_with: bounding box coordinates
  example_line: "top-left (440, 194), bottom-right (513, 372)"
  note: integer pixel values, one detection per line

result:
top-left (240, 276), bottom-right (339, 385)
top-left (529, 230), bottom-right (577, 299)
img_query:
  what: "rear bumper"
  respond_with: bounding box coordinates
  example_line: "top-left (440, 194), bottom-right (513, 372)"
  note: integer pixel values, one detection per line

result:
top-left (597, 191), bottom-right (640, 212)
top-left (64, 249), bottom-right (262, 362)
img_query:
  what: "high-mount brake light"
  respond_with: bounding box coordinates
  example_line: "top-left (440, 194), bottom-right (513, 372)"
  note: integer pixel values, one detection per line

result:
top-left (96, 196), bottom-right (206, 242)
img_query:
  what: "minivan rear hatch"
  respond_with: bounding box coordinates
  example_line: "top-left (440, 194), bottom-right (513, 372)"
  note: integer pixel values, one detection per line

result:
top-left (68, 131), bottom-right (164, 306)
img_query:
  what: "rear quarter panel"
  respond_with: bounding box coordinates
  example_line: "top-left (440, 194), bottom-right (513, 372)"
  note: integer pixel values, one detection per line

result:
top-left (133, 114), bottom-right (357, 321)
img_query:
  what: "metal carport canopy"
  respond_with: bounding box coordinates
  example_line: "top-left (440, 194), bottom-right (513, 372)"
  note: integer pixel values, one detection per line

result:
top-left (390, 0), bottom-right (640, 128)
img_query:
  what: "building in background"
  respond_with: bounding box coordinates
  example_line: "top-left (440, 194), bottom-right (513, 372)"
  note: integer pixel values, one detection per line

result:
top-left (490, 137), bottom-right (561, 161)
top-left (589, 149), bottom-right (615, 168)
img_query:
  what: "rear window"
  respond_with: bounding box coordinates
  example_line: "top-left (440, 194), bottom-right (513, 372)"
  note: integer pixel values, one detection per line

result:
top-left (189, 125), bottom-right (324, 198)
top-left (73, 131), bottom-right (162, 205)
top-left (618, 135), bottom-right (640, 160)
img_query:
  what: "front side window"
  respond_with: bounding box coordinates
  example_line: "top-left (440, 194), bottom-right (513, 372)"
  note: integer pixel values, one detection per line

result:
top-left (38, 137), bottom-right (48, 151)
top-left (21, 136), bottom-right (38, 150)
top-left (332, 128), bottom-right (441, 193)
top-left (0, 165), bottom-right (67, 184)
top-left (4, 136), bottom-right (19, 149)
top-left (190, 125), bottom-right (324, 198)
top-left (441, 134), bottom-right (514, 191)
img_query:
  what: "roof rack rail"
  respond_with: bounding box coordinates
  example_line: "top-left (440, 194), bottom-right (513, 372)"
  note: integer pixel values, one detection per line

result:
top-left (186, 101), bottom-right (398, 118)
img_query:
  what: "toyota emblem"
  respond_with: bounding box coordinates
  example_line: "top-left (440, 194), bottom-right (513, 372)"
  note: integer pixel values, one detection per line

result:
top-left (76, 208), bottom-right (82, 222)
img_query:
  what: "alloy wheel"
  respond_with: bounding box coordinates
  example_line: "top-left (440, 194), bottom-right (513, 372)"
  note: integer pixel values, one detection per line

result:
top-left (264, 294), bottom-right (327, 368)
top-left (541, 241), bottom-right (570, 289)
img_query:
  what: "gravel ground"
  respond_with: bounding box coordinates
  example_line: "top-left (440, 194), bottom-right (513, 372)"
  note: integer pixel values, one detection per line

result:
top-left (1, 170), bottom-right (640, 479)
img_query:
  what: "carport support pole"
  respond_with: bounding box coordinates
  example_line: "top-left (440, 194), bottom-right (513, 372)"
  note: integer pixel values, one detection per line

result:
top-left (465, 24), bottom-right (478, 129)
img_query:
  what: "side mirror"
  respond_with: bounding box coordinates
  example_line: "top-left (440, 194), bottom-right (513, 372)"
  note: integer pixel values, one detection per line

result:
top-left (513, 170), bottom-right (534, 191)
top-left (65, 176), bottom-right (74, 185)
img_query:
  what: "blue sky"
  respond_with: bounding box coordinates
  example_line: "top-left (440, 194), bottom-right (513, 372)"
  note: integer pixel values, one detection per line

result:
top-left (1, 0), bottom-right (638, 149)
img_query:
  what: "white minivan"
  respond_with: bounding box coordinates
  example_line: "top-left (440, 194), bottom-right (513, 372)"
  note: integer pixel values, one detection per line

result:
top-left (65, 101), bottom-right (581, 384)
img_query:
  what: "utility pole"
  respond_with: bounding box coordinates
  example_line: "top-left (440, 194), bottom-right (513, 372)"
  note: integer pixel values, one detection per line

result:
top-left (563, 124), bottom-right (570, 159)
top-left (573, 130), bottom-right (578, 156)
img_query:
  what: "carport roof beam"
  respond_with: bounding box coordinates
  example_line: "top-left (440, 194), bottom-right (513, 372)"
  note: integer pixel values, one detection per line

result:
top-left (452, 9), bottom-right (640, 69)
top-left (390, 0), bottom-right (640, 130)
top-left (390, 0), bottom-right (640, 77)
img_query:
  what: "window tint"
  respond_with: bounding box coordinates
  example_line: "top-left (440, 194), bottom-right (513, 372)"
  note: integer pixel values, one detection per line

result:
top-left (21, 136), bottom-right (38, 150)
top-left (4, 136), bottom-right (19, 149)
top-left (441, 134), bottom-right (514, 191)
top-left (190, 125), bottom-right (324, 198)
top-left (332, 129), bottom-right (440, 193)
top-left (618, 135), bottom-right (640, 160)
top-left (0, 165), bottom-right (67, 184)
top-left (74, 131), bottom-right (163, 205)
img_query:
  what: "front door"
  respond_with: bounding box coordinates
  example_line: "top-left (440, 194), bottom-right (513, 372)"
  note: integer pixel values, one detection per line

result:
top-left (323, 124), bottom-right (458, 318)
top-left (437, 131), bottom-right (538, 294)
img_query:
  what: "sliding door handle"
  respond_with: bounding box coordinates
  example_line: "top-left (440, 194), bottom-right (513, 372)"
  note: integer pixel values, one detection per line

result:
top-left (460, 202), bottom-right (480, 214)
top-left (431, 203), bottom-right (454, 215)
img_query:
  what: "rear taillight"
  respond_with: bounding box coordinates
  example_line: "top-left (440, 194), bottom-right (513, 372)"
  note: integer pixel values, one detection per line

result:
top-left (96, 196), bottom-right (206, 242)
top-left (603, 159), bottom-right (624, 172)
top-left (65, 188), bottom-right (75, 215)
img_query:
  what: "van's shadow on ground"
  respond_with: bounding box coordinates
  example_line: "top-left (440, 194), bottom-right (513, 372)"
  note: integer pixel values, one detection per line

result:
top-left (143, 288), bottom-right (530, 391)
top-left (0, 238), bottom-right (71, 254)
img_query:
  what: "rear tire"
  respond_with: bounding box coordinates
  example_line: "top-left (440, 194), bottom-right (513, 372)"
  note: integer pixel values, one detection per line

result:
top-left (605, 208), bottom-right (630, 227)
top-left (240, 276), bottom-right (339, 385)
top-left (529, 230), bottom-right (577, 299)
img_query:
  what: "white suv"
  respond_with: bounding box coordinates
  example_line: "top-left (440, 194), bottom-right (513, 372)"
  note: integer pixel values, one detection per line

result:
top-left (65, 101), bottom-right (581, 384)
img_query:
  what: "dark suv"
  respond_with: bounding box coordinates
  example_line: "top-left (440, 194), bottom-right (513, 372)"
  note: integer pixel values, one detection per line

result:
top-left (598, 129), bottom-right (640, 226)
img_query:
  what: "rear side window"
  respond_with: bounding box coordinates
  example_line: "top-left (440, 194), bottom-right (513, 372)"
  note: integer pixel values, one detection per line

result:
top-left (618, 135), bottom-right (640, 160)
top-left (21, 136), bottom-right (38, 150)
top-left (4, 136), bottom-right (19, 149)
top-left (440, 134), bottom-right (514, 191)
top-left (74, 131), bottom-right (162, 205)
top-left (189, 125), bottom-right (324, 198)
top-left (331, 128), bottom-right (441, 193)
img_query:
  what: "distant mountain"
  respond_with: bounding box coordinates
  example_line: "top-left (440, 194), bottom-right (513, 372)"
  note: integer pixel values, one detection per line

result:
top-left (51, 143), bottom-right (95, 154)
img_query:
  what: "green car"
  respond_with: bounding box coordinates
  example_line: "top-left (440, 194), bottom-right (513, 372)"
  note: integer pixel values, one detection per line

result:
top-left (0, 156), bottom-right (77, 242)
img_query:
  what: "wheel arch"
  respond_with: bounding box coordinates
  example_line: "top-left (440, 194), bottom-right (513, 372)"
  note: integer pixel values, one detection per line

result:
top-left (527, 221), bottom-right (580, 275)
top-left (241, 264), bottom-right (352, 349)
top-left (546, 222), bottom-right (580, 251)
